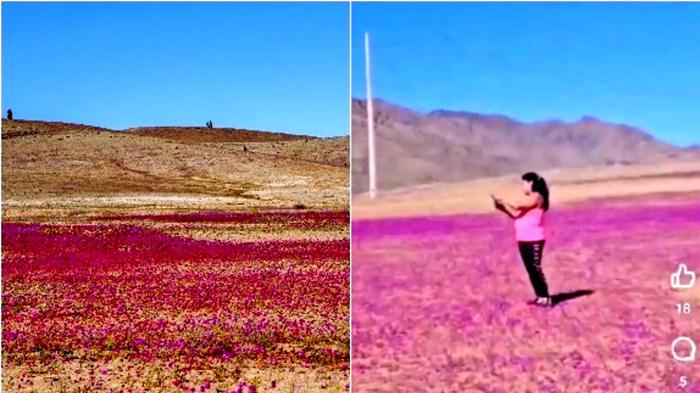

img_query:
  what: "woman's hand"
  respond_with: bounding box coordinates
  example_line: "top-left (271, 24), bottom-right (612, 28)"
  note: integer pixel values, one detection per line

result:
top-left (491, 194), bottom-right (519, 219)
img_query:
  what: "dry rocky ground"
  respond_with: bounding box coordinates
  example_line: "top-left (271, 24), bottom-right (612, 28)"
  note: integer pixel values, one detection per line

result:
top-left (2, 120), bottom-right (348, 220)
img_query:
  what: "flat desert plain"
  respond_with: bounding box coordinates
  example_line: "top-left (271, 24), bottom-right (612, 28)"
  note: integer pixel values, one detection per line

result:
top-left (352, 161), bottom-right (700, 392)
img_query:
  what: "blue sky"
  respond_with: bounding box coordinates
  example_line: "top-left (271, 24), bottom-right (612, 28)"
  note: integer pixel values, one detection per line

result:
top-left (352, 2), bottom-right (700, 147)
top-left (3, 2), bottom-right (348, 137)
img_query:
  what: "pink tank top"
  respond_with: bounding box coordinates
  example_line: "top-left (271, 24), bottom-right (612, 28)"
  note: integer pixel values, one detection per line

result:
top-left (514, 207), bottom-right (545, 241)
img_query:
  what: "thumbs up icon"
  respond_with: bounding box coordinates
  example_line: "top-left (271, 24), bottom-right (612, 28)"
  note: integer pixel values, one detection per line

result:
top-left (671, 264), bottom-right (696, 290)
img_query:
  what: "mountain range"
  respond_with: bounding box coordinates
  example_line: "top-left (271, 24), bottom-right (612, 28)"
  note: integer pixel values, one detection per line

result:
top-left (352, 99), bottom-right (700, 193)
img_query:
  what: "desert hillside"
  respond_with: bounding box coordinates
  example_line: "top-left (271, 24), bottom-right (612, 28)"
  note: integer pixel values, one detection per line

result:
top-left (2, 119), bottom-right (349, 219)
top-left (352, 99), bottom-right (700, 193)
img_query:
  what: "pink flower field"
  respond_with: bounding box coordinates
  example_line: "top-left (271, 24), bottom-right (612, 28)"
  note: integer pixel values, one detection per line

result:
top-left (2, 211), bottom-right (349, 393)
top-left (352, 195), bottom-right (700, 392)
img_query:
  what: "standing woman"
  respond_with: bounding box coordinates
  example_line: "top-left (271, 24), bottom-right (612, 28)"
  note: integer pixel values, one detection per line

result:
top-left (492, 172), bottom-right (552, 307)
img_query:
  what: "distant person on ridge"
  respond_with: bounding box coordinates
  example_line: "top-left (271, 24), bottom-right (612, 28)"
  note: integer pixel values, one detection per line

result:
top-left (492, 172), bottom-right (552, 307)
top-left (7, 109), bottom-right (13, 120)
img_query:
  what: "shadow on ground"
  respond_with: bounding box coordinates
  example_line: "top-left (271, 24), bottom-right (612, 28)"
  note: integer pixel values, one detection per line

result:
top-left (551, 289), bottom-right (595, 306)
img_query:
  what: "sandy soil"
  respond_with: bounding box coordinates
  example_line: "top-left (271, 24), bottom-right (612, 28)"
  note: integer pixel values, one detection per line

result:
top-left (352, 161), bottom-right (700, 220)
top-left (2, 121), bottom-right (349, 219)
top-left (3, 356), bottom-right (349, 393)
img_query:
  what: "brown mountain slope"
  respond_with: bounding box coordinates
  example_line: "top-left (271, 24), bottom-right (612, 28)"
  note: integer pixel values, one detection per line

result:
top-left (2, 120), bottom-right (348, 214)
top-left (124, 126), bottom-right (311, 143)
top-left (245, 136), bottom-right (349, 168)
top-left (124, 127), bottom-right (348, 167)
top-left (352, 99), bottom-right (700, 193)
top-left (1, 119), bottom-right (113, 139)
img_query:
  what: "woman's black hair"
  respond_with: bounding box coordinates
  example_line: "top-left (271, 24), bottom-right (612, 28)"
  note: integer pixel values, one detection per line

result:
top-left (522, 172), bottom-right (549, 211)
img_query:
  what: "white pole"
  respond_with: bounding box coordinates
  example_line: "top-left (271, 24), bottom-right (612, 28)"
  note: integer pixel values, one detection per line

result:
top-left (365, 32), bottom-right (377, 199)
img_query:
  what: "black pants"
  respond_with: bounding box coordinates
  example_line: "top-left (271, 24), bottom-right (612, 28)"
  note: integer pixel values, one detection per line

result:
top-left (518, 240), bottom-right (549, 298)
